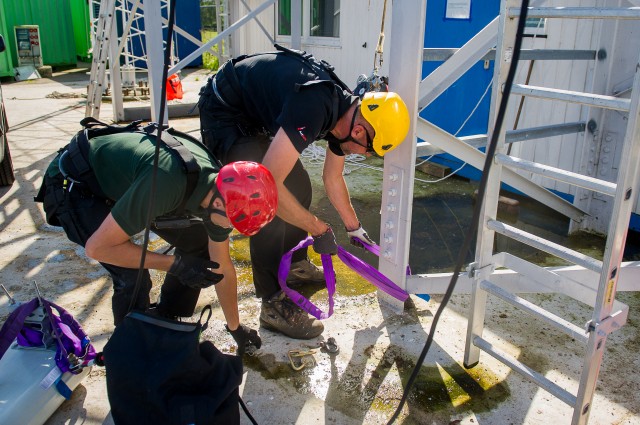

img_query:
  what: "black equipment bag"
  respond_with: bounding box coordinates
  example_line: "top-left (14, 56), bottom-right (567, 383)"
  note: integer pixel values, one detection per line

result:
top-left (103, 307), bottom-right (243, 425)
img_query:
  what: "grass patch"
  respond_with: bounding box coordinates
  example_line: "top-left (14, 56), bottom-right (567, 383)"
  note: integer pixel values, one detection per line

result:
top-left (201, 30), bottom-right (222, 71)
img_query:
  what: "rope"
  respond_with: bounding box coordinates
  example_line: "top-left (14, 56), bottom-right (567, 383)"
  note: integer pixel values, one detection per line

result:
top-left (373, 0), bottom-right (389, 72)
top-left (419, 77), bottom-right (494, 184)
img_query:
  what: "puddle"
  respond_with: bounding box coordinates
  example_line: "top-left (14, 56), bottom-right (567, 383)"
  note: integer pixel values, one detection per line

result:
top-left (243, 343), bottom-right (509, 420)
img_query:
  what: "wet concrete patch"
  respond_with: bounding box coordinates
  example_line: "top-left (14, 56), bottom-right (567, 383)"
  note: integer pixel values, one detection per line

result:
top-left (239, 323), bottom-right (511, 423)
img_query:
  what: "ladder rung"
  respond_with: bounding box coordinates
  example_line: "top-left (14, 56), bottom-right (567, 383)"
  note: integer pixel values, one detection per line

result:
top-left (460, 122), bottom-right (586, 147)
top-left (495, 153), bottom-right (617, 196)
top-left (510, 84), bottom-right (631, 111)
top-left (487, 220), bottom-right (603, 273)
top-left (509, 7), bottom-right (640, 20)
top-left (479, 280), bottom-right (589, 343)
top-left (496, 252), bottom-right (597, 305)
top-left (473, 336), bottom-right (577, 406)
top-left (506, 122), bottom-right (587, 143)
top-left (423, 48), bottom-right (596, 62)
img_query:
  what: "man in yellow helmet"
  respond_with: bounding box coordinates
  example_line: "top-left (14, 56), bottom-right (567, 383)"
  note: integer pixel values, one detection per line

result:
top-left (198, 45), bottom-right (410, 340)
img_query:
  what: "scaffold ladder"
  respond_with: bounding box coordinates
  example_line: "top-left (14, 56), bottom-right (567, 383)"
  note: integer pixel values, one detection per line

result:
top-left (464, 2), bottom-right (640, 424)
top-left (85, 0), bottom-right (116, 119)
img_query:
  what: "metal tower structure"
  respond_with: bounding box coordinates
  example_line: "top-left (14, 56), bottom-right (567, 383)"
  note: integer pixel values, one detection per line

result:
top-left (382, 1), bottom-right (640, 424)
top-left (87, 0), bottom-right (234, 122)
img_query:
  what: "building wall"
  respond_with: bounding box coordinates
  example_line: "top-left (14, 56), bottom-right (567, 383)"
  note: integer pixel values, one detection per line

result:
top-left (229, 0), bottom-right (391, 91)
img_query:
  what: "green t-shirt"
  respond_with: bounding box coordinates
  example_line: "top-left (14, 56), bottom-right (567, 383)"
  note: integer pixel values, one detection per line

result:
top-left (84, 131), bottom-right (231, 241)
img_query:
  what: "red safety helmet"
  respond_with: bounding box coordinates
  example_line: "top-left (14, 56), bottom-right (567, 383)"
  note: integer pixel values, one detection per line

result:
top-left (216, 161), bottom-right (278, 236)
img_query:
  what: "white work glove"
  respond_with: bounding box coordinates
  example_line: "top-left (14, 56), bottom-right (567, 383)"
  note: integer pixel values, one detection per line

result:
top-left (346, 223), bottom-right (375, 249)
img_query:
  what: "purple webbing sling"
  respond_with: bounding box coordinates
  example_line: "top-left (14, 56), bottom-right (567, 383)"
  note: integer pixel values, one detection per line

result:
top-left (338, 238), bottom-right (410, 302)
top-left (278, 237), bottom-right (336, 320)
top-left (277, 236), bottom-right (409, 320)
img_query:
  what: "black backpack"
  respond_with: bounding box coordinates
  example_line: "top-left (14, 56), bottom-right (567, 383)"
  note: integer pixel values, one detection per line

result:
top-left (103, 308), bottom-right (244, 425)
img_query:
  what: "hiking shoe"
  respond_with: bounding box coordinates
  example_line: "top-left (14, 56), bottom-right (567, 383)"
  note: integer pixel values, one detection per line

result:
top-left (286, 258), bottom-right (325, 285)
top-left (259, 291), bottom-right (324, 339)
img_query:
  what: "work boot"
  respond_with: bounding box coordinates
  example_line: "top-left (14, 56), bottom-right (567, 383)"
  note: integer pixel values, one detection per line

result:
top-left (286, 257), bottom-right (325, 285)
top-left (260, 291), bottom-right (324, 339)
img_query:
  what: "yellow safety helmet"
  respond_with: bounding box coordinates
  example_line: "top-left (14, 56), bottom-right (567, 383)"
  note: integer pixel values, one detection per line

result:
top-left (360, 91), bottom-right (410, 156)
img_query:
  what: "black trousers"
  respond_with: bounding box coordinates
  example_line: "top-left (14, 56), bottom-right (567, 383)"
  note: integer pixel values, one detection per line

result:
top-left (41, 172), bottom-right (210, 326)
top-left (199, 85), bottom-right (311, 299)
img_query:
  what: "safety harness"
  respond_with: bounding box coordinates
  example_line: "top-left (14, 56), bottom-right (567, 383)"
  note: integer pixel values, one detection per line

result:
top-left (273, 43), bottom-right (352, 94)
top-left (50, 117), bottom-right (207, 219)
top-left (0, 296), bottom-right (97, 399)
top-left (212, 44), bottom-right (355, 139)
top-left (273, 44), bottom-right (353, 135)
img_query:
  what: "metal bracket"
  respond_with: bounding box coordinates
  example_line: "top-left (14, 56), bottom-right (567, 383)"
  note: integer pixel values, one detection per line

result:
top-left (585, 309), bottom-right (626, 336)
top-left (466, 262), bottom-right (495, 279)
top-left (381, 165), bottom-right (404, 264)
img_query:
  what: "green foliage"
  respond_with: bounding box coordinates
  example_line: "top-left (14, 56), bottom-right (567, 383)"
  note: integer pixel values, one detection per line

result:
top-left (201, 30), bottom-right (220, 71)
top-left (200, 0), bottom-right (222, 31)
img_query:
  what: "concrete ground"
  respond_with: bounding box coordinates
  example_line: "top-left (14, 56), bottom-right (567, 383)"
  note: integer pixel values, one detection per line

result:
top-left (0, 67), bottom-right (639, 425)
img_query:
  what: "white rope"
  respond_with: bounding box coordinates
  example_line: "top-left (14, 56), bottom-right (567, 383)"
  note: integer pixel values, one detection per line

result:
top-left (300, 143), bottom-right (368, 175)
top-left (301, 143), bottom-right (453, 184)
top-left (422, 78), bottom-right (494, 184)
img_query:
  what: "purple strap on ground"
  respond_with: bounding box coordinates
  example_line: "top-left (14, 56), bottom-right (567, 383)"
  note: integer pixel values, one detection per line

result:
top-left (277, 236), bottom-right (409, 320)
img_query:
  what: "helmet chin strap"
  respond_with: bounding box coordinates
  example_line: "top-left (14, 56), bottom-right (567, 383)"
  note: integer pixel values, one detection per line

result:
top-left (207, 185), bottom-right (227, 218)
top-left (335, 106), bottom-right (359, 145)
top-left (336, 105), bottom-right (375, 154)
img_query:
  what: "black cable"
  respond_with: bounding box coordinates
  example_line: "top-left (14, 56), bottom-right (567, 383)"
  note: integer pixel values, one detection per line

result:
top-left (239, 396), bottom-right (259, 425)
top-left (386, 2), bottom-right (530, 423)
top-left (128, 0), bottom-right (178, 314)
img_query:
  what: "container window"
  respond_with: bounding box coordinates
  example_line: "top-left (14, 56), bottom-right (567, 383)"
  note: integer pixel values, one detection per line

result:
top-left (277, 0), bottom-right (340, 41)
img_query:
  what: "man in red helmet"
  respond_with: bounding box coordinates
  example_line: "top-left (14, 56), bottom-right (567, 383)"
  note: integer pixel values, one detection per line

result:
top-left (198, 46), bottom-right (410, 339)
top-left (37, 128), bottom-right (277, 355)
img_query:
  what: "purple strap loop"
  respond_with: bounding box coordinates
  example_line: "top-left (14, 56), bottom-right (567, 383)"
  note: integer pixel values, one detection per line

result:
top-left (277, 236), bottom-right (410, 320)
top-left (277, 237), bottom-right (334, 320)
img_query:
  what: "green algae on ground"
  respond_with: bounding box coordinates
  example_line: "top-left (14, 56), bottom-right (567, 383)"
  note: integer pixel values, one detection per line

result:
top-left (243, 341), bottom-right (509, 420)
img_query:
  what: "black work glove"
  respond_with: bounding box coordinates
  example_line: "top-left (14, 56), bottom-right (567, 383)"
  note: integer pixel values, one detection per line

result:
top-left (168, 254), bottom-right (223, 289)
top-left (312, 225), bottom-right (338, 255)
top-left (226, 324), bottom-right (262, 356)
top-left (346, 223), bottom-right (375, 249)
